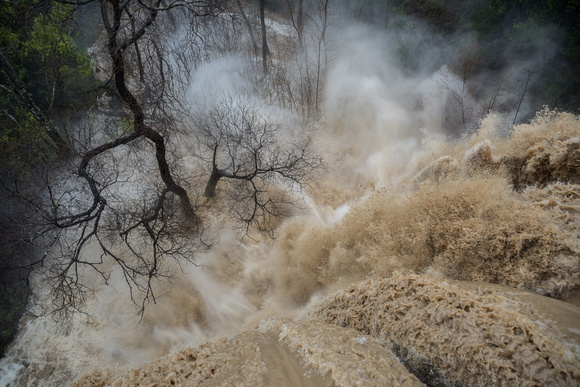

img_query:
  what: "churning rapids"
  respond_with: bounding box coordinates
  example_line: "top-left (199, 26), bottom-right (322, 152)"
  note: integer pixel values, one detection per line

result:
top-left (3, 111), bottom-right (579, 387)
top-left (1, 15), bottom-right (580, 387)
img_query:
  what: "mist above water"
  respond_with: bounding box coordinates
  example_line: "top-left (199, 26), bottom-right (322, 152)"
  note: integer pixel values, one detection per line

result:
top-left (1, 3), bottom-right (579, 386)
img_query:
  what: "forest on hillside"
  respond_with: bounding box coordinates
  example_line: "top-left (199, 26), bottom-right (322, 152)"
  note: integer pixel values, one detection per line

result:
top-left (0, 0), bottom-right (579, 372)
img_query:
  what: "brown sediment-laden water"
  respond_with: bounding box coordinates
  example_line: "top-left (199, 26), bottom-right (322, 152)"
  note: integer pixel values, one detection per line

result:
top-left (67, 111), bottom-right (580, 386)
top-left (1, 19), bottom-right (579, 386)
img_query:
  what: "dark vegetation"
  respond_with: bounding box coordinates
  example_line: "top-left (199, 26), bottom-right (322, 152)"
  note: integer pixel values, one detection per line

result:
top-left (0, 0), bottom-right (578, 358)
top-left (379, 0), bottom-right (580, 117)
top-left (0, 1), bottom-right (98, 356)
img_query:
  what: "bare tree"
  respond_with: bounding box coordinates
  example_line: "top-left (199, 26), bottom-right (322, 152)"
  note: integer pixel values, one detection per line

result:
top-left (259, 0), bottom-right (270, 73)
top-left (2, 0), bottom-right (325, 317)
top-left (438, 38), bottom-right (535, 135)
top-left (194, 96), bottom-right (322, 236)
top-left (236, 0), bottom-right (259, 58)
top-left (0, 0), bottom-right (226, 317)
top-left (513, 69), bottom-right (533, 126)
top-left (267, 0), bottom-right (330, 118)
top-left (285, 0), bottom-right (304, 50)
top-left (439, 38), bottom-right (482, 135)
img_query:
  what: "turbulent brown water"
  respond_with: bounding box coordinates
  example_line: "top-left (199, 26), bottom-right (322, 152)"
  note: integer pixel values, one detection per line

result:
top-left (1, 19), bottom-right (580, 387)
top-left (73, 110), bottom-right (578, 386)
top-left (2, 108), bottom-right (576, 386)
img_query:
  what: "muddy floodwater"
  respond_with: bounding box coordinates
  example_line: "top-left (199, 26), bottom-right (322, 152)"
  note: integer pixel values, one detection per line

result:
top-left (75, 273), bottom-right (580, 386)
top-left (1, 73), bottom-right (579, 387)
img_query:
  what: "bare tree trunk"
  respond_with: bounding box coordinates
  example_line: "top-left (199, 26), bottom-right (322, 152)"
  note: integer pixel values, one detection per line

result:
top-left (259, 0), bottom-right (269, 74)
top-left (285, 0), bottom-right (304, 50)
top-left (296, 0), bottom-right (304, 49)
top-left (315, 0), bottom-right (330, 114)
top-left (99, 0), bottom-right (195, 220)
top-left (204, 167), bottom-right (222, 197)
top-left (322, 0), bottom-right (329, 69)
top-left (126, 8), bottom-right (145, 85)
top-left (236, 0), bottom-right (258, 58)
top-left (513, 70), bottom-right (532, 127)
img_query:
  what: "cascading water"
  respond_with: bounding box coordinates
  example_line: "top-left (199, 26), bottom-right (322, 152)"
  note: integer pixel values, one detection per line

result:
top-left (1, 6), bottom-right (579, 387)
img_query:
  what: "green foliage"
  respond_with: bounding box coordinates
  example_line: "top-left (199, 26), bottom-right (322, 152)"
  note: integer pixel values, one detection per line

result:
top-left (0, 110), bottom-right (52, 175)
top-left (119, 116), bottom-right (135, 135)
top-left (391, 0), bottom-right (458, 33)
top-left (0, 2), bottom-right (28, 52)
top-left (510, 18), bottom-right (553, 56)
top-left (468, 4), bottom-right (503, 36)
top-left (0, 2), bottom-right (97, 173)
top-left (19, 2), bottom-right (97, 111)
top-left (506, 0), bottom-right (580, 110)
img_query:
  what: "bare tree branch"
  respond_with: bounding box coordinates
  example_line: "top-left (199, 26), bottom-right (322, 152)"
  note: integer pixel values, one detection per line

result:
top-left (195, 96), bottom-right (322, 236)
